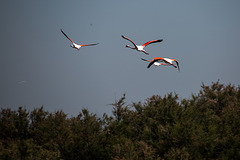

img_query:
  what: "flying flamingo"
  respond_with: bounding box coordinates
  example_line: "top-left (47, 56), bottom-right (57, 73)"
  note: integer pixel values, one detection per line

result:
top-left (141, 58), bottom-right (167, 67)
top-left (61, 29), bottom-right (99, 50)
top-left (147, 57), bottom-right (180, 71)
top-left (121, 35), bottom-right (163, 55)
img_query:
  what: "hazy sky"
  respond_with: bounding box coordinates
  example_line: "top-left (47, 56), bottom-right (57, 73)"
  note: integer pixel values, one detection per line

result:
top-left (1, 0), bottom-right (240, 116)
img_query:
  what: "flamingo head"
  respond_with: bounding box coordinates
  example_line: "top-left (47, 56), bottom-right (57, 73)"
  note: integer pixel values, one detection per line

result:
top-left (70, 44), bottom-right (74, 48)
top-left (172, 59), bottom-right (180, 72)
top-left (125, 45), bottom-right (131, 48)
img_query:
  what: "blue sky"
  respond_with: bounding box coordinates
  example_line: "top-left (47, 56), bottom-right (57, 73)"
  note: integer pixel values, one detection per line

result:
top-left (1, 0), bottom-right (240, 116)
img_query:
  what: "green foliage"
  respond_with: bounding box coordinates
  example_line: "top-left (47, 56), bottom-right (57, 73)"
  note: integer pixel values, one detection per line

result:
top-left (0, 81), bottom-right (240, 159)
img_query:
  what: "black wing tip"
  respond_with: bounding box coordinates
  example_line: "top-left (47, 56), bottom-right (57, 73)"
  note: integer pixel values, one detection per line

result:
top-left (147, 62), bottom-right (154, 68)
top-left (152, 39), bottom-right (163, 43)
top-left (147, 59), bottom-right (158, 68)
top-left (60, 29), bottom-right (66, 35)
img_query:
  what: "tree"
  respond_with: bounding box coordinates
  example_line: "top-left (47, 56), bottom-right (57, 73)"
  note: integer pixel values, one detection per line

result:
top-left (0, 81), bottom-right (239, 159)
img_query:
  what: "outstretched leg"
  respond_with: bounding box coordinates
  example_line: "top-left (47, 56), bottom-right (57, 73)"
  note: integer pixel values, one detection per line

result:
top-left (142, 51), bottom-right (149, 55)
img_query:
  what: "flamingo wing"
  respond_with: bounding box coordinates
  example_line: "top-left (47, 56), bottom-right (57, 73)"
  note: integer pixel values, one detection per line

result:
top-left (121, 35), bottom-right (138, 49)
top-left (147, 59), bottom-right (159, 68)
top-left (61, 29), bottom-right (74, 43)
top-left (147, 57), bottom-right (164, 68)
top-left (142, 39), bottom-right (163, 47)
top-left (80, 43), bottom-right (99, 47)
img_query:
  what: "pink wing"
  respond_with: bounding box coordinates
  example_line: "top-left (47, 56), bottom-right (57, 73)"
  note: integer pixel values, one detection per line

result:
top-left (80, 43), bottom-right (99, 47)
top-left (142, 39), bottom-right (163, 47)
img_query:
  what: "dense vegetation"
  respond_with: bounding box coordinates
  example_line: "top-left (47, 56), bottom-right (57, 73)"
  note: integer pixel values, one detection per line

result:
top-left (1, 81), bottom-right (240, 160)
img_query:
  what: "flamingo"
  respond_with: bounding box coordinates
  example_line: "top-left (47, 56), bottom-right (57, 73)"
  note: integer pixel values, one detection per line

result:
top-left (121, 35), bottom-right (163, 55)
top-left (147, 57), bottom-right (180, 71)
top-left (61, 29), bottom-right (99, 50)
top-left (141, 58), bottom-right (167, 67)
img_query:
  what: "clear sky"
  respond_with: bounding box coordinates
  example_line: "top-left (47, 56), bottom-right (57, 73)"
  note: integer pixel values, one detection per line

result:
top-left (1, 0), bottom-right (240, 117)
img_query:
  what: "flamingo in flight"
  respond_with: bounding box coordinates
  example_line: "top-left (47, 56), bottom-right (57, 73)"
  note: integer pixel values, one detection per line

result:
top-left (147, 57), bottom-right (180, 72)
top-left (61, 29), bottom-right (99, 50)
top-left (121, 35), bottom-right (163, 55)
top-left (141, 58), bottom-right (167, 67)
